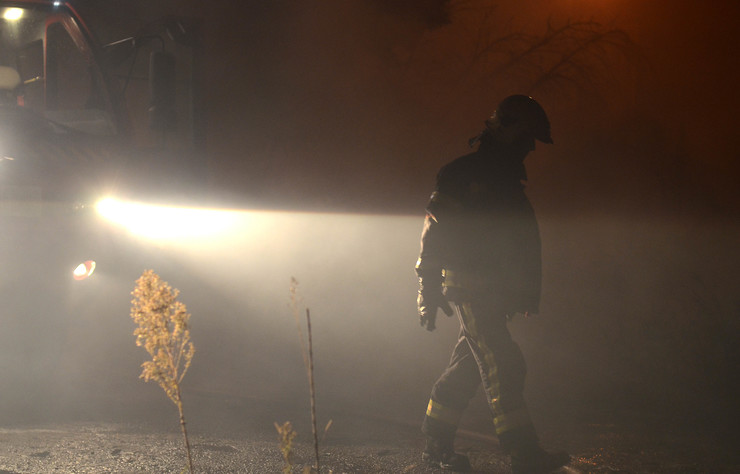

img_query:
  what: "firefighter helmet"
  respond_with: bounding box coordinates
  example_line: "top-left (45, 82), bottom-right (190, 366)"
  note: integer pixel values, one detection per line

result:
top-left (485, 95), bottom-right (553, 145)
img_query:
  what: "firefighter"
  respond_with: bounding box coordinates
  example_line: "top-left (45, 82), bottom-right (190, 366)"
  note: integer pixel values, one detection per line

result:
top-left (415, 95), bottom-right (570, 473)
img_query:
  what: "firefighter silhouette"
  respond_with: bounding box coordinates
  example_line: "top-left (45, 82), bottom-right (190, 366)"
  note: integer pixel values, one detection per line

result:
top-left (415, 95), bottom-right (570, 473)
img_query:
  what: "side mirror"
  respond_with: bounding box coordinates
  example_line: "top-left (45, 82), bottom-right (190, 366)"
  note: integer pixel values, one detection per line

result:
top-left (148, 51), bottom-right (176, 132)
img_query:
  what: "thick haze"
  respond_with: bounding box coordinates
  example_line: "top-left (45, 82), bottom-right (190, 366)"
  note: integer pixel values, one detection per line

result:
top-left (2, 0), bottom-right (737, 438)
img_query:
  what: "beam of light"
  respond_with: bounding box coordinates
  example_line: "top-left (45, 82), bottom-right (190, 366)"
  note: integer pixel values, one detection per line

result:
top-left (72, 260), bottom-right (96, 280)
top-left (95, 197), bottom-right (243, 241)
top-left (2, 8), bottom-right (23, 21)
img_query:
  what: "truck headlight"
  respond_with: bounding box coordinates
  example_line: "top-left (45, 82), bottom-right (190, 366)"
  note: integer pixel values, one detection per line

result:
top-left (95, 197), bottom-right (239, 240)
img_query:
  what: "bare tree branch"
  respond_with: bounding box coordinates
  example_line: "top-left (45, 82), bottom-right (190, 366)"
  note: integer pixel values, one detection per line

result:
top-left (403, 1), bottom-right (636, 106)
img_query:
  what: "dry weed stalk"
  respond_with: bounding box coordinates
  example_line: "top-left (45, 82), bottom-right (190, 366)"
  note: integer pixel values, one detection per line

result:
top-left (131, 269), bottom-right (195, 473)
top-left (289, 277), bottom-right (329, 474)
top-left (275, 421), bottom-right (297, 474)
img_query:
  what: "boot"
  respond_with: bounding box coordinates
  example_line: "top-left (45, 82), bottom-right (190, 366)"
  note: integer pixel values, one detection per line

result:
top-left (422, 436), bottom-right (472, 472)
top-left (510, 444), bottom-right (570, 474)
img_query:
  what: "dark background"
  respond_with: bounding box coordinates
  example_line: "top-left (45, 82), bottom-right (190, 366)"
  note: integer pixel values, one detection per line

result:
top-left (76, 0), bottom-right (740, 215)
top-left (9, 0), bottom-right (737, 446)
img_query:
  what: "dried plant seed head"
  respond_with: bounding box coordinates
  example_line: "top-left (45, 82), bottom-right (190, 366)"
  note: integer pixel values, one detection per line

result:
top-left (130, 270), bottom-right (195, 406)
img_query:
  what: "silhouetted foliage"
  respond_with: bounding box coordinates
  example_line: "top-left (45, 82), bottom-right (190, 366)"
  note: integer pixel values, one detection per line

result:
top-left (403, 1), bottom-right (636, 107)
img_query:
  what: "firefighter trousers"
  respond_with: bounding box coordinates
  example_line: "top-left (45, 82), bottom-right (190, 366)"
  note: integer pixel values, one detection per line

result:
top-left (422, 297), bottom-right (537, 452)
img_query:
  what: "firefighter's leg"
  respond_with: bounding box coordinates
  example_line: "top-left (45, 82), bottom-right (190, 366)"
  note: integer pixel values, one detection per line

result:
top-left (455, 300), bottom-right (532, 446)
top-left (457, 300), bottom-right (569, 473)
top-left (421, 327), bottom-right (478, 471)
top-left (423, 328), bottom-right (481, 438)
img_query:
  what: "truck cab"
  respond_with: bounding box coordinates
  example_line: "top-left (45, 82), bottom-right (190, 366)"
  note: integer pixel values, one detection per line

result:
top-left (0, 0), bottom-right (202, 419)
top-left (0, 0), bottom-right (201, 273)
top-left (0, 2), bottom-right (122, 132)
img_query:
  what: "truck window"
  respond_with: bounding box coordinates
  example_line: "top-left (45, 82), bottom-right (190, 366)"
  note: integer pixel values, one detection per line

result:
top-left (44, 20), bottom-right (115, 135)
top-left (46, 21), bottom-right (90, 110)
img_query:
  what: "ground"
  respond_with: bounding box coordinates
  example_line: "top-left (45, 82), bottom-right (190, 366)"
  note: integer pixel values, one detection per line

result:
top-left (0, 404), bottom-right (737, 473)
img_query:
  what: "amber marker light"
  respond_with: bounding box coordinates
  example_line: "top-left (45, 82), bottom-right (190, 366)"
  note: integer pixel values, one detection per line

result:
top-left (73, 260), bottom-right (96, 280)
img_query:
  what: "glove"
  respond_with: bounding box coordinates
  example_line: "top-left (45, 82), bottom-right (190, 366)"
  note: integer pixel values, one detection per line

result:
top-left (417, 276), bottom-right (453, 331)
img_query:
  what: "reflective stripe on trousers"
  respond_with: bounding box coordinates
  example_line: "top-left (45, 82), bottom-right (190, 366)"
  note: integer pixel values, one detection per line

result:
top-left (425, 398), bottom-right (464, 427)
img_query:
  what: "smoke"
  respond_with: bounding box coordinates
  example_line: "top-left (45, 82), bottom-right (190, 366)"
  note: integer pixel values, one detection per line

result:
top-left (2, 0), bottom-right (738, 436)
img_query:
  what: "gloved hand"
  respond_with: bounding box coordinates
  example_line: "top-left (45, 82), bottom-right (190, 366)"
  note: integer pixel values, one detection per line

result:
top-left (417, 279), bottom-right (453, 331)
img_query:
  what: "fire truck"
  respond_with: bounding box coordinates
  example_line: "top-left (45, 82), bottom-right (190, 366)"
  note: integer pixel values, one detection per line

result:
top-left (0, 0), bottom-right (204, 417)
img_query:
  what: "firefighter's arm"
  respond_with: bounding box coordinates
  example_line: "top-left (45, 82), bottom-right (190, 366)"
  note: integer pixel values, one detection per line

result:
top-left (415, 207), bottom-right (454, 332)
top-left (416, 261), bottom-right (453, 331)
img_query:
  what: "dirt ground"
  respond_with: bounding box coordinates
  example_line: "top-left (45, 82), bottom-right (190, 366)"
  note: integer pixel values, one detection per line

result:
top-left (0, 404), bottom-right (737, 474)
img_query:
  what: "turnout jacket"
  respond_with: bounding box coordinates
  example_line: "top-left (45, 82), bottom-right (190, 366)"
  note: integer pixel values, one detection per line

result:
top-left (416, 143), bottom-right (542, 315)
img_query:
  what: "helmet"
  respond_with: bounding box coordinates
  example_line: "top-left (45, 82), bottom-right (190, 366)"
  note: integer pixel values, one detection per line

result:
top-left (484, 95), bottom-right (553, 145)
